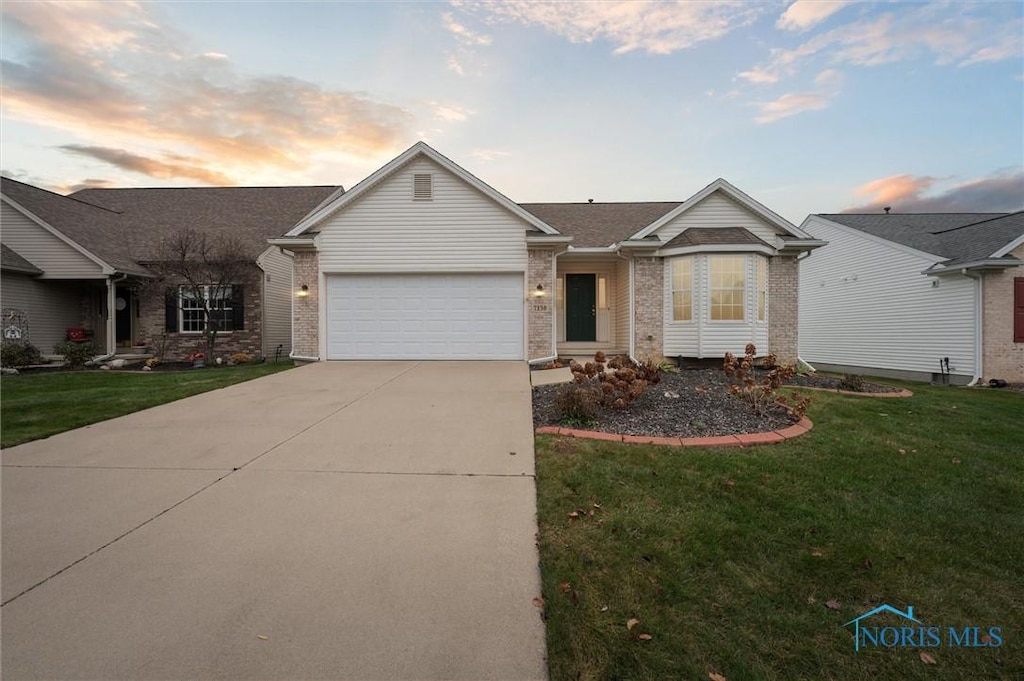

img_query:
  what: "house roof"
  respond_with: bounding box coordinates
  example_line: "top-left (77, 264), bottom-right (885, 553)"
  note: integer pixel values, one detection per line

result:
top-left (1, 176), bottom-right (140, 274)
top-left (817, 212), bottom-right (1024, 266)
top-left (519, 202), bottom-right (681, 247)
top-left (73, 185), bottom-right (342, 263)
top-left (1, 243), bottom-right (43, 275)
top-left (661, 226), bottom-right (769, 249)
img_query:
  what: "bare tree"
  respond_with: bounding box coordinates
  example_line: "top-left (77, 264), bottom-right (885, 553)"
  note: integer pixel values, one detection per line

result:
top-left (147, 229), bottom-right (249, 361)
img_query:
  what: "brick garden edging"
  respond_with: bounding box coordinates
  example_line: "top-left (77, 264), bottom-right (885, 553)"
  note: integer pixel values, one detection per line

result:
top-left (535, 417), bottom-right (814, 448)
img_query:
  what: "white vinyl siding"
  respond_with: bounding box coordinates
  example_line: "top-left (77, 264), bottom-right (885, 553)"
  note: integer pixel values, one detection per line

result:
top-left (325, 273), bottom-right (523, 360)
top-left (664, 254), bottom-right (768, 358)
top-left (316, 158), bottom-right (529, 273)
top-left (652, 192), bottom-right (784, 245)
top-left (798, 216), bottom-right (977, 377)
top-left (1, 203), bottom-right (104, 278)
top-left (256, 246), bottom-right (292, 359)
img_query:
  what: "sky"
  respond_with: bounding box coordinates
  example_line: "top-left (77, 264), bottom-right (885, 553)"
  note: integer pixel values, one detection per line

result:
top-left (2, 0), bottom-right (1022, 224)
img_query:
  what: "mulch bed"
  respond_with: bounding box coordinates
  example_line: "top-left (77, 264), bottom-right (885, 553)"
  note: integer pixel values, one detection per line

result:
top-left (532, 368), bottom-right (803, 438)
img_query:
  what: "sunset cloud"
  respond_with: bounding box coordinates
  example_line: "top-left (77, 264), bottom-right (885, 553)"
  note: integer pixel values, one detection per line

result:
top-left (59, 145), bottom-right (236, 185)
top-left (0, 1), bottom-right (413, 183)
top-left (776, 1), bottom-right (849, 32)
top-left (456, 0), bottom-right (764, 55)
top-left (846, 171), bottom-right (1024, 213)
top-left (754, 69), bottom-right (842, 123)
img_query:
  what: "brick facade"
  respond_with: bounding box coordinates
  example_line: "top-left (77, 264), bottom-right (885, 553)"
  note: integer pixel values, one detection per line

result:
top-left (982, 243), bottom-right (1024, 382)
top-left (527, 249), bottom-right (554, 359)
top-left (291, 250), bottom-right (320, 359)
top-left (632, 256), bottom-right (664, 362)
top-left (136, 265), bottom-right (263, 361)
top-left (768, 255), bottom-right (799, 364)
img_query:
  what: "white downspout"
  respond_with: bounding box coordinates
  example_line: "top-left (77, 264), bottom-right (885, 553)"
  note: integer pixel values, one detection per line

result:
top-left (962, 269), bottom-right (984, 386)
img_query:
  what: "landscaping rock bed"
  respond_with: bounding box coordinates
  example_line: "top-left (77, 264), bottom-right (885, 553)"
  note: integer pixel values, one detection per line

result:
top-left (532, 368), bottom-right (801, 438)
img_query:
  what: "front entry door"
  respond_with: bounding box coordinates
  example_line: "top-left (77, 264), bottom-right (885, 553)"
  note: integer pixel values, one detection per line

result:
top-left (115, 286), bottom-right (132, 345)
top-left (565, 273), bottom-right (596, 342)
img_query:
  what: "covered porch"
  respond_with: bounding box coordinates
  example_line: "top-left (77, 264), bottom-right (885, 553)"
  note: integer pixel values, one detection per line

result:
top-left (555, 253), bottom-right (631, 358)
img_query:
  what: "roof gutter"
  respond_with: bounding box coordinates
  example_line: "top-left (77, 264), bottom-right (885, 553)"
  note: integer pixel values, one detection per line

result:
top-left (961, 268), bottom-right (984, 387)
top-left (268, 237), bottom-right (316, 249)
top-left (922, 258), bottom-right (1019, 276)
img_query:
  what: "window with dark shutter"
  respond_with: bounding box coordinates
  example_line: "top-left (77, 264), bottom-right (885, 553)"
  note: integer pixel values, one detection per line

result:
top-left (164, 287), bottom-right (179, 332)
top-left (231, 285), bottom-right (245, 331)
top-left (413, 173), bottom-right (433, 201)
top-left (1014, 277), bottom-right (1024, 343)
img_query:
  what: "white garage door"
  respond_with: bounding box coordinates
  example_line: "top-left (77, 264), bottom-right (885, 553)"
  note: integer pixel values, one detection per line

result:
top-left (326, 273), bottom-right (524, 360)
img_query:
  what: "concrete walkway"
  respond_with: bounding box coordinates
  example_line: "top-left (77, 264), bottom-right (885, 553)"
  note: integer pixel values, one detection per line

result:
top-left (1, 362), bottom-right (547, 680)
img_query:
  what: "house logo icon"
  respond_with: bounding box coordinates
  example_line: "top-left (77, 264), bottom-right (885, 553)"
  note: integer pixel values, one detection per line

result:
top-left (843, 604), bottom-right (921, 652)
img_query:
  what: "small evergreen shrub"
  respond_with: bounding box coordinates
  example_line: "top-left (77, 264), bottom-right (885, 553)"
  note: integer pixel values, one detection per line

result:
top-left (1, 341), bottom-right (42, 367)
top-left (54, 341), bottom-right (95, 368)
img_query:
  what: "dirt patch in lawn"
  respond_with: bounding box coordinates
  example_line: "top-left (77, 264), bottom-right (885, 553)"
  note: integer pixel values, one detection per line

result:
top-left (786, 373), bottom-right (902, 393)
top-left (532, 368), bottom-right (803, 438)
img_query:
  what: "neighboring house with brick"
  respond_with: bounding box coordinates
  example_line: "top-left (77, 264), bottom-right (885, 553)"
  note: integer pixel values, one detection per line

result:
top-left (271, 142), bottom-right (824, 364)
top-left (1, 177), bottom-right (340, 361)
top-left (798, 211), bottom-right (1024, 384)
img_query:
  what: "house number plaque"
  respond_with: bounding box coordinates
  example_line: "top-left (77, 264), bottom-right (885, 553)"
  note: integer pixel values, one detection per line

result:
top-left (532, 304), bottom-right (549, 312)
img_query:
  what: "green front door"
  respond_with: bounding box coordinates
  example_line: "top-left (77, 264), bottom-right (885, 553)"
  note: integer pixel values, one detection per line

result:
top-left (566, 273), bottom-right (596, 342)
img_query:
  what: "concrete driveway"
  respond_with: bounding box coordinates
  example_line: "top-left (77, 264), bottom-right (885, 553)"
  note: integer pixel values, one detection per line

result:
top-left (1, 362), bottom-right (547, 680)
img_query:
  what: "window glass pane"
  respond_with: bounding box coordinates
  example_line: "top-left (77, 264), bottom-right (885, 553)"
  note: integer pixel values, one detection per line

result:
top-left (671, 258), bottom-right (692, 321)
top-left (598, 277), bottom-right (607, 309)
top-left (710, 256), bottom-right (746, 321)
top-left (179, 285), bottom-right (233, 333)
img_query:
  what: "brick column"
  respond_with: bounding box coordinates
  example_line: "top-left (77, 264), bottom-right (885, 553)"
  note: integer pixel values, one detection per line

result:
top-left (527, 249), bottom-right (554, 360)
top-left (292, 250), bottom-right (320, 359)
top-left (632, 256), bottom-right (664, 362)
top-left (768, 255), bottom-right (799, 364)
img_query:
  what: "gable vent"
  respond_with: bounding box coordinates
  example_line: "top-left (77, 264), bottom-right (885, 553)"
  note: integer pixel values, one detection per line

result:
top-left (413, 173), bottom-right (433, 201)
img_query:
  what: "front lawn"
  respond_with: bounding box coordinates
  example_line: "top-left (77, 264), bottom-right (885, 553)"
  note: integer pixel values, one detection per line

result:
top-left (1, 362), bottom-right (294, 448)
top-left (535, 382), bottom-right (1024, 680)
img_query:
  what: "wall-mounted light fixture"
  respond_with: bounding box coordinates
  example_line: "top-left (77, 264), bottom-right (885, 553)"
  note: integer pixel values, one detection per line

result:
top-left (531, 284), bottom-right (546, 298)
top-left (296, 284), bottom-right (310, 298)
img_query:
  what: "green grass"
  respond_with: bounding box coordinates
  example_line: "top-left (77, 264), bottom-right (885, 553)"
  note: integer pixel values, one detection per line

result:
top-left (1, 362), bottom-right (294, 448)
top-left (535, 382), bottom-right (1024, 680)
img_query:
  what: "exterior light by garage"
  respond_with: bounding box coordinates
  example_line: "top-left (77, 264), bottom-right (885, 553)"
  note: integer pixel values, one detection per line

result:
top-left (532, 284), bottom-right (546, 297)
top-left (296, 284), bottom-right (310, 298)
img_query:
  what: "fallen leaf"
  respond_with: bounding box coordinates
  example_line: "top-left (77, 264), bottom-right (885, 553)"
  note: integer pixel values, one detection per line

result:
top-left (920, 652), bottom-right (937, 665)
top-left (627, 618), bottom-right (640, 630)
top-left (807, 595), bottom-right (817, 604)
top-left (862, 558), bottom-right (873, 570)
top-left (825, 600), bottom-right (842, 611)
top-left (558, 582), bottom-right (572, 593)
top-left (593, 503), bottom-right (602, 509)
top-left (898, 448), bottom-right (906, 454)
top-left (811, 550), bottom-right (824, 557)
top-left (568, 511), bottom-right (580, 519)
top-left (952, 457), bottom-right (961, 464)
top-left (599, 605), bottom-right (609, 612)
top-left (709, 673), bottom-right (728, 681)
top-left (532, 597), bottom-right (545, 608)
top-left (725, 480), bottom-right (736, 488)
top-left (638, 633), bottom-right (653, 641)
top-left (256, 634), bottom-right (269, 641)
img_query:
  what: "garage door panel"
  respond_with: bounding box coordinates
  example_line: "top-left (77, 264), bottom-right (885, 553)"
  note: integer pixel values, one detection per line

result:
top-left (327, 274), bottom-right (524, 360)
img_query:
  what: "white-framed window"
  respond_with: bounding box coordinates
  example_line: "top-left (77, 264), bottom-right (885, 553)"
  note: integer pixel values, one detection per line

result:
top-left (757, 257), bottom-right (767, 322)
top-left (180, 285), bottom-right (234, 333)
top-left (709, 255), bottom-right (746, 321)
top-left (671, 257), bottom-right (693, 321)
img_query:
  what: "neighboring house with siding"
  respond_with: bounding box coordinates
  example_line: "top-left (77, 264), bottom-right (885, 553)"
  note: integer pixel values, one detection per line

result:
top-left (798, 211), bottom-right (1024, 384)
top-left (272, 142), bottom-right (825, 364)
top-left (1, 177), bottom-right (340, 361)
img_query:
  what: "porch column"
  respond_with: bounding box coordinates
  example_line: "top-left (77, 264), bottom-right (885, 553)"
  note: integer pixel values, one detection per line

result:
top-left (105, 277), bottom-right (116, 355)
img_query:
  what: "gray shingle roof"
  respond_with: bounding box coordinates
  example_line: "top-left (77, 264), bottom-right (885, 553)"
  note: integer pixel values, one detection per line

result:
top-left (1, 177), bottom-right (146, 274)
top-left (662, 227), bottom-right (769, 249)
top-left (819, 212), bottom-right (1024, 265)
top-left (72, 185), bottom-right (342, 263)
top-left (519, 202), bottom-right (681, 247)
top-left (1, 178), bottom-right (343, 276)
top-left (1, 243), bottom-right (42, 274)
